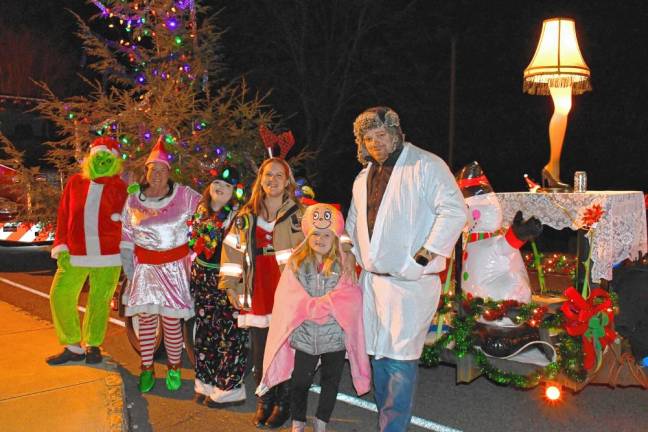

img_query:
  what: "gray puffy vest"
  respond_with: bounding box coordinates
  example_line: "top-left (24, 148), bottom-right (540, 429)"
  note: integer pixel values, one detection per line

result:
top-left (290, 260), bottom-right (346, 355)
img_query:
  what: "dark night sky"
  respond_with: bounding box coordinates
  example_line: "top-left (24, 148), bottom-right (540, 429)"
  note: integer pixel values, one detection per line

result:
top-left (2, 0), bottom-right (647, 206)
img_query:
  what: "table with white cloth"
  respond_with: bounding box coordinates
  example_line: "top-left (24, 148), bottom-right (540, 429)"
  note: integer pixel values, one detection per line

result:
top-left (496, 191), bottom-right (647, 283)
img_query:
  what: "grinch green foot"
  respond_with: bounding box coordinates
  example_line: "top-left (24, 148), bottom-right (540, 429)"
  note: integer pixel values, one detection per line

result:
top-left (139, 369), bottom-right (156, 393)
top-left (166, 367), bottom-right (182, 391)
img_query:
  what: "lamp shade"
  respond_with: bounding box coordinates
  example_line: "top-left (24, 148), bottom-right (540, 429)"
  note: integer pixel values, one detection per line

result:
top-left (523, 18), bottom-right (591, 95)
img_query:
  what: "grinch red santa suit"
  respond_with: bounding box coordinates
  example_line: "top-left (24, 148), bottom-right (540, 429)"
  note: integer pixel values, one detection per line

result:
top-left (47, 137), bottom-right (127, 365)
top-left (456, 161), bottom-right (542, 304)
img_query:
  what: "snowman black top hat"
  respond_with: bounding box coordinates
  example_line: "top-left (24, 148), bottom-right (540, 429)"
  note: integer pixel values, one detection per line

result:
top-left (456, 161), bottom-right (494, 198)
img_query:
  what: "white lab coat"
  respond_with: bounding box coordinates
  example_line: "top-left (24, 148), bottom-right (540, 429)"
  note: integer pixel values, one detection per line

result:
top-left (346, 143), bottom-right (467, 360)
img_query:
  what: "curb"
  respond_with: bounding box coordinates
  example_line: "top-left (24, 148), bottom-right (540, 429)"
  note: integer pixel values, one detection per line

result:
top-left (105, 372), bottom-right (128, 432)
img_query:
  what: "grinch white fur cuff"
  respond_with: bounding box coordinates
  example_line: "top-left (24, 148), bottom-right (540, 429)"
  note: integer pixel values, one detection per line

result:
top-left (50, 244), bottom-right (69, 259)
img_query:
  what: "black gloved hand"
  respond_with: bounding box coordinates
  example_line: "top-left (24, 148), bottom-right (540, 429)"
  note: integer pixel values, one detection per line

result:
top-left (511, 210), bottom-right (543, 241)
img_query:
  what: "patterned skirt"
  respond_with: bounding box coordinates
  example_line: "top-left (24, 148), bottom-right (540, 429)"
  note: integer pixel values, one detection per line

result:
top-left (190, 262), bottom-right (248, 391)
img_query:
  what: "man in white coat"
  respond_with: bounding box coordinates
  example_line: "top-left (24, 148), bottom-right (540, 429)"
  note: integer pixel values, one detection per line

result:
top-left (346, 107), bottom-right (467, 431)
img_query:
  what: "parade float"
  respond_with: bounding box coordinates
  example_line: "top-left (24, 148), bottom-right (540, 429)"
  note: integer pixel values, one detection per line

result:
top-left (420, 17), bottom-right (648, 402)
top-left (421, 162), bottom-right (648, 402)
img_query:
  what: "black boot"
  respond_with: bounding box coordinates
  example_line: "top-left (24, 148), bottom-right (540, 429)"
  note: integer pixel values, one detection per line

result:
top-left (253, 395), bottom-right (274, 428)
top-left (264, 403), bottom-right (290, 429)
top-left (264, 383), bottom-right (291, 429)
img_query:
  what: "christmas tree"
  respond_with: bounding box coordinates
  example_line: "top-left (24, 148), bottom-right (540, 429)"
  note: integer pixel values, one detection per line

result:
top-left (33, 0), bottom-right (276, 223)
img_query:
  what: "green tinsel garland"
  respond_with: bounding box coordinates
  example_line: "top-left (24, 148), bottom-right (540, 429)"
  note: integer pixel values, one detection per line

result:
top-left (474, 349), bottom-right (559, 388)
top-left (555, 333), bottom-right (588, 383)
top-left (420, 295), bottom-right (587, 388)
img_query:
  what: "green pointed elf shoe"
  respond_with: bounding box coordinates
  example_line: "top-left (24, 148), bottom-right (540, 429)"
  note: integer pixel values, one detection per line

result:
top-left (166, 364), bottom-right (182, 391)
top-left (138, 367), bottom-right (156, 393)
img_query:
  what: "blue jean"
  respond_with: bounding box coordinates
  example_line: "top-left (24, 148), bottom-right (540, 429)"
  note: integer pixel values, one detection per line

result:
top-left (371, 357), bottom-right (419, 432)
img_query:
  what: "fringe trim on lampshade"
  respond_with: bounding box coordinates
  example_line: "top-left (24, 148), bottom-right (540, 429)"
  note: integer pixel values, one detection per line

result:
top-left (523, 76), bottom-right (592, 96)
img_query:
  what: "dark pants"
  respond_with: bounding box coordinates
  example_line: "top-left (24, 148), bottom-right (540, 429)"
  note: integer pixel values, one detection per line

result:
top-left (290, 349), bottom-right (346, 423)
top-left (250, 327), bottom-right (290, 404)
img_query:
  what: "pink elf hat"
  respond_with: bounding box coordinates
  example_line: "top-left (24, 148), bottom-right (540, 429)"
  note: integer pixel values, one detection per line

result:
top-left (145, 136), bottom-right (171, 168)
top-left (301, 203), bottom-right (345, 238)
top-left (90, 136), bottom-right (120, 157)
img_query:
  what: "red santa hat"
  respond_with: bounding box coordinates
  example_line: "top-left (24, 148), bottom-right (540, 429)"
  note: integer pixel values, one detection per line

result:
top-left (455, 161), bottom-right (494, 198)
top-left (90, 137), bottom-right (120, 157)
top-left (145, 136), bottom-right (171, 168)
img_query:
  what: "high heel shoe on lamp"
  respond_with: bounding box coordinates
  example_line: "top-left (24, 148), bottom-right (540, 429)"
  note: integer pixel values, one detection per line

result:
top-left (540, 166), bottom-right (571, 192)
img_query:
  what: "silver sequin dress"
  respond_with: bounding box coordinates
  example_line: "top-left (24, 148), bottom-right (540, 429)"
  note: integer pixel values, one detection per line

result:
top-left (121, 184), bottom-right (201, 318)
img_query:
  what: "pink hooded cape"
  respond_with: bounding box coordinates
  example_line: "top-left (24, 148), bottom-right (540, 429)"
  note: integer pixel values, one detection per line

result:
top-left (257, 266), bottom-right (371, 396)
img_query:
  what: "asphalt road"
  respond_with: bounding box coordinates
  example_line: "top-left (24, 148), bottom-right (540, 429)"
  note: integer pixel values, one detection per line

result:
top-left (1, 245), bottom-right (647, 432)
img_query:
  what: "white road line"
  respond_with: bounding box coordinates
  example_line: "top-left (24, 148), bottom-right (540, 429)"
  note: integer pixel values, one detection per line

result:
top-left (0, 276), bottom-right (125, 328)
top-left (1, 276), bottom-right (462, 432)
top-left (309, 385), bottom-right (463, 432)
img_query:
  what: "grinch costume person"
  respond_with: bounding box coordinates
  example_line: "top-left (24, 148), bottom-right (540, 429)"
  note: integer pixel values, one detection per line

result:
top-left (46, 137), bottom-right (128, 365)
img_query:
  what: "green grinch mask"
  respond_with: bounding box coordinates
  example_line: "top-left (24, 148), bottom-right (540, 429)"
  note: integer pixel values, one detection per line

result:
top-left (82, 150), bottom-right (122, 180)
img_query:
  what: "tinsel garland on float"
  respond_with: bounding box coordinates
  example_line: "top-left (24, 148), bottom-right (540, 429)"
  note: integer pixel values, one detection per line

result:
top-left (420, 294), bottom-right (597, 389)
top-left (422, 202), bottom-right (617, 388)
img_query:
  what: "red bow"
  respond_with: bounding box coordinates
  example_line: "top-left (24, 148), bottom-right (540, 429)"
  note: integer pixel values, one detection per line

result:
top-left (259, 124), bottom-right (295, 159)
top-left (561, 287), bottom-right (616, 370)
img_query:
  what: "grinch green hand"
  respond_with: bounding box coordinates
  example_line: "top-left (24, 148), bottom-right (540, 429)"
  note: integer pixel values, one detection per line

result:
top-left (57, 250), bottom-right (71, 270)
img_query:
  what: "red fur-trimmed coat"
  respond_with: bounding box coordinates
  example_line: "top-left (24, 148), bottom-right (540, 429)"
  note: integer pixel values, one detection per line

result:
top-left (51, 173), bottom-right (127, 267)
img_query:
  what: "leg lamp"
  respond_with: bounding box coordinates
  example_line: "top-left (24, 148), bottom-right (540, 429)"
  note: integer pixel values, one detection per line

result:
top-left (523, 18), bottom-right (592, 192)
top-left (543, 84), bottom-right (572, 190)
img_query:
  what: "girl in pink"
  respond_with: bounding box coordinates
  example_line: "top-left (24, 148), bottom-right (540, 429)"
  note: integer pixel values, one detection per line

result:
top-left (258, 203), bottom-right (370, 432)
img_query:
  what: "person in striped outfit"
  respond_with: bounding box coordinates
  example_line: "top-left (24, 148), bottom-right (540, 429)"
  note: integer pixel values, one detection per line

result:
top-left (120, 137), bottom-right (201, 392)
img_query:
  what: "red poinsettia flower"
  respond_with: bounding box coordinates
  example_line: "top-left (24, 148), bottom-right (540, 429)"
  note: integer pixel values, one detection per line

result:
top-left (580, 203), bottom-right (605, 229)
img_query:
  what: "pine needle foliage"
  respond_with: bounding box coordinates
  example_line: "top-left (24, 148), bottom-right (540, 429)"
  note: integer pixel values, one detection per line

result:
top-left (34, 0), bottom-right (278, 224)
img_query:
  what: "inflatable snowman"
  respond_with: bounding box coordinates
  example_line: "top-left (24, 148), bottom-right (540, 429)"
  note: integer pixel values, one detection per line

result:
top-left (456, 162), bottom-right (542, 303)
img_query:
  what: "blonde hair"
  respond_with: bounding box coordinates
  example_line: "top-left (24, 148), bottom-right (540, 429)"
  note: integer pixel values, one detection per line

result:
top-left (290, 231), bottom-right (340, 277)
top-left (239, 158), bottom-right (298, 218)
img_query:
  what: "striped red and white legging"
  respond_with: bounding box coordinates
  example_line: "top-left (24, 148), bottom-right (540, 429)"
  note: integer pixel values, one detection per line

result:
top-left (138, 313), bottom-right (184, 367)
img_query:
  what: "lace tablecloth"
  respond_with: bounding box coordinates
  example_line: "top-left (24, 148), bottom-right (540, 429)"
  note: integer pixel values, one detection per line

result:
top-left (496, 191), bottom-right (647, 282)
